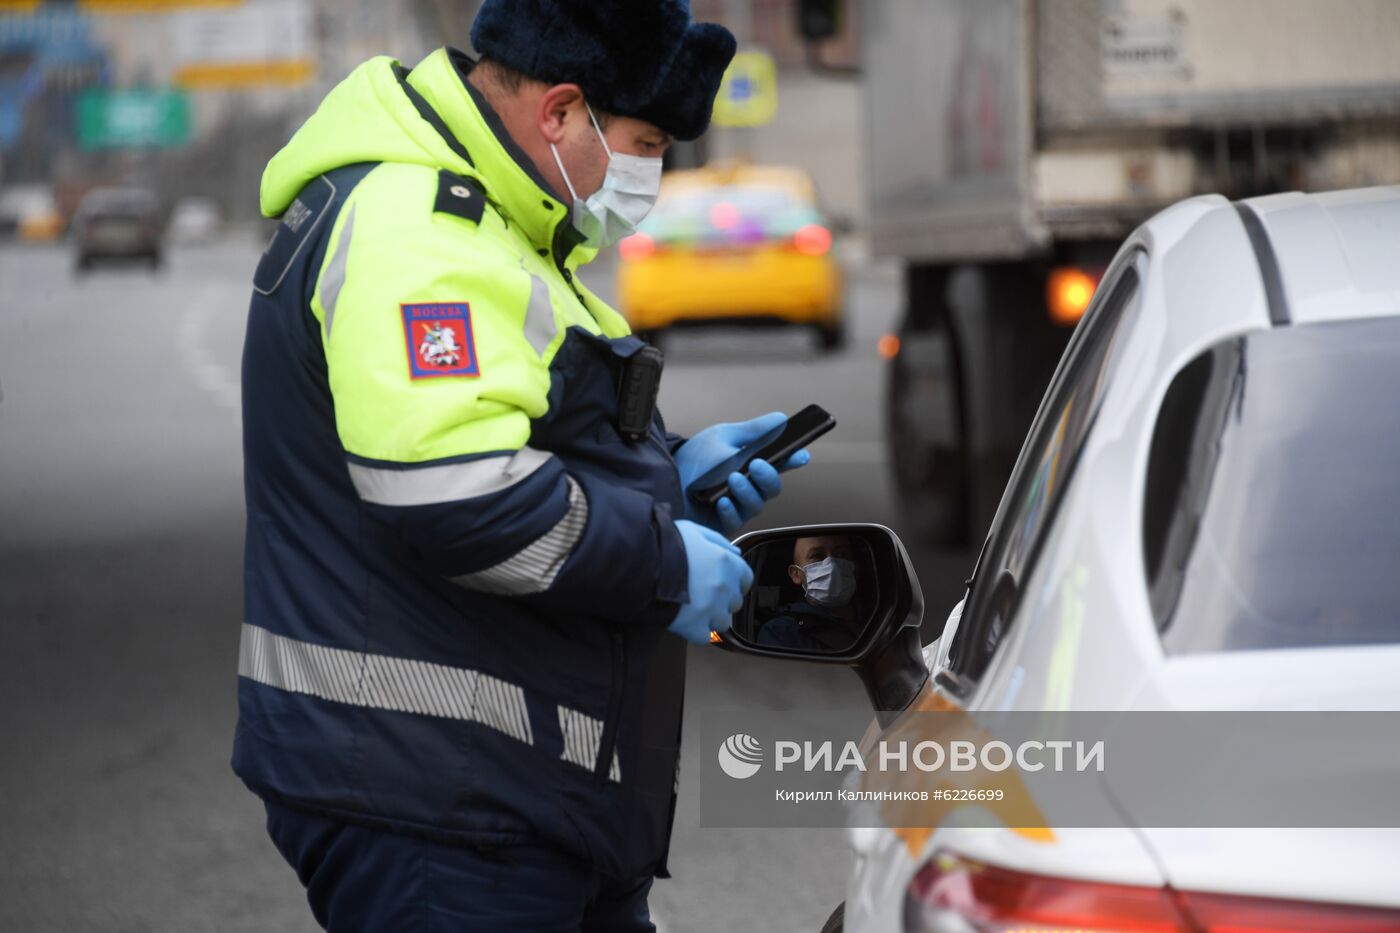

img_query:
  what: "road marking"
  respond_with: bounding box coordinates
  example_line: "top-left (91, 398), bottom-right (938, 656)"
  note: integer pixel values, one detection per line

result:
top-left (177, 282), bottom-right (242, 412)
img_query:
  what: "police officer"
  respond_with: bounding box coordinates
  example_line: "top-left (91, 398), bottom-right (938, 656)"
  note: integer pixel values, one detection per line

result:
top-left (233, 1), bottom-right (812, 929)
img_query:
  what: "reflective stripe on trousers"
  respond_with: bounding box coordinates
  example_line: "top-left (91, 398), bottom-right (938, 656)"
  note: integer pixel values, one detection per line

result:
top-left (238, 622), bottom-right (620, 781)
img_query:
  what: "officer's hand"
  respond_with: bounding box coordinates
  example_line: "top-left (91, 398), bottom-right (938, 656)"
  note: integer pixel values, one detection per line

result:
top-left (674, 412), bottom-right (812, 536)
top-left (668, 520), bottom-right (755, 645)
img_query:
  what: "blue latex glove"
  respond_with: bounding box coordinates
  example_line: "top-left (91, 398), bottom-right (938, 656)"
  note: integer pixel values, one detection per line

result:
top-left (668, 520), bottom-right (755, 644)
top-left (673, 412), bottom-right (813, 536)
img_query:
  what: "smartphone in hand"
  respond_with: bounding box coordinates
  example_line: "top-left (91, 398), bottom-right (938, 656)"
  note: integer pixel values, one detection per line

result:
top-left (687, 404), bottom-right (835, 507)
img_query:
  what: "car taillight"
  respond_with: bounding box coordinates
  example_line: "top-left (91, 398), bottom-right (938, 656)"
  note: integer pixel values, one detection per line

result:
top-left (905, 851), bottom-right (1400, 933)
top-left (793, 223), bottom-right (832, 256)
top-left (1046, 266), bottom-right (1102, 326)
top-left (1179, 891), bottom-right (1400, 933)
top-left (619, 233), bottom-right (655, 262)
top-left (906, 851), bottom-right (1184, 932)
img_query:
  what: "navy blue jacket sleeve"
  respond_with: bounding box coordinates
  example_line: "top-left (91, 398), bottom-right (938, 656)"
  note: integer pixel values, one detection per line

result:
top-left (352, 452), bottom-right (687, 627)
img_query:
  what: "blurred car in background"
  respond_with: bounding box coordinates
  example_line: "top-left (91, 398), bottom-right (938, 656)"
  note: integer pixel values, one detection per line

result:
top-left (617, 163), bottom-right (843, 350)
top-left (167, 196), bottom-right (223, 245)
top-left (0, 184), bottom-right (64, 242)
top-left (73, 187), bottom-right (163, 272)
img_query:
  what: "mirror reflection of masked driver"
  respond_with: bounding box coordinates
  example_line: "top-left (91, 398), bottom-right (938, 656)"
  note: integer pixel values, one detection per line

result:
top-left (757, 535), bottom-right (864, 651)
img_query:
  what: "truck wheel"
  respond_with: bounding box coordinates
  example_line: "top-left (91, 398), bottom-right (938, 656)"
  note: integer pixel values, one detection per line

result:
top-left (815, 318), bottom-right (845, 353)
top-left (961, 260), bottom-right (1066, 540)
top-left (886, 321), bottom-right (968, 547)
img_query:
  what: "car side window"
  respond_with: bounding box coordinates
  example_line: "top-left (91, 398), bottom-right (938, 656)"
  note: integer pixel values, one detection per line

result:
top-left (947, 252), bottom-right (1146, 685)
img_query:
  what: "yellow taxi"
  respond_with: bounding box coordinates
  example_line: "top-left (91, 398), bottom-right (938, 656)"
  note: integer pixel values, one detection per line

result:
top-left (19, 208), bottom-right (64, 242)
top-left (617, 163), bottom-right (844, 349)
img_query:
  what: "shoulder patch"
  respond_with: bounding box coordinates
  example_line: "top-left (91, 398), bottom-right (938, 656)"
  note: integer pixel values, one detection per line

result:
top-left (434, 171), bottom-right (486, 225)
top-left (402, 302), bottom-right (481, 379)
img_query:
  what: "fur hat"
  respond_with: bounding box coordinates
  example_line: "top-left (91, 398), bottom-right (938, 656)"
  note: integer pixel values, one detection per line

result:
top-left (633, 22), bottom-right (737, 141)
top-left (470, 0), bottom-right (692, 115)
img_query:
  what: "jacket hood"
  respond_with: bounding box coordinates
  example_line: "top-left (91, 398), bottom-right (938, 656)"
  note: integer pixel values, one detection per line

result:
top-left (261, 55), bottom-right (471, 218)
top-left (260, 50), bottom-right (582, 258)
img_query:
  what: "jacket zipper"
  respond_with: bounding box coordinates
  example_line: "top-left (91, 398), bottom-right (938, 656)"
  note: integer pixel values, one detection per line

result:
top-left (595, 630), bottom-right (625, 781)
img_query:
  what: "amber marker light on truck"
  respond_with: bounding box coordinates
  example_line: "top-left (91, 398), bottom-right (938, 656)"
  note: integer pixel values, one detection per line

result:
top-left (1046, 266), bottom-right (1101, 326)
top-left (877, 333), bottom-right (901, 359)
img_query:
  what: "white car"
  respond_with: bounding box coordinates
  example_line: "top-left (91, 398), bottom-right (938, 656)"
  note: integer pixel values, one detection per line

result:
top-left (167, 196), bottom-right (223, 245)
top-left (0, 184), bottom-right (63, 240)
top-left (727, 186), bottom-right (1400, 931)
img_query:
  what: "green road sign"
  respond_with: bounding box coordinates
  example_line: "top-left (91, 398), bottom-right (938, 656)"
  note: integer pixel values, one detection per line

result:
top-left (76, 89), bottom-right (192, 150)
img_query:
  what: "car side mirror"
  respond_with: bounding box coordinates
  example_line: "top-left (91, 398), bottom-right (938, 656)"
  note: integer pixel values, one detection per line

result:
top-left (714, 523), bottom-right (928, 723)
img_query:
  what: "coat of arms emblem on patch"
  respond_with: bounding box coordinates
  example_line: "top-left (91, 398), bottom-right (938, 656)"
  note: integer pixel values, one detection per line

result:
top-left (401, 302), bottom-right (480, 379)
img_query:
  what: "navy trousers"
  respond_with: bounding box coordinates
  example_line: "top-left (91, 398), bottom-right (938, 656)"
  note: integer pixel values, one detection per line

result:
top-left (264, 802), bottom-right (656, 932)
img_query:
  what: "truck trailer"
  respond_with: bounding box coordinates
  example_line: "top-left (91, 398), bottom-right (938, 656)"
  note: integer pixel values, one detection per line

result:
top-left (813, 0), bottom-right (1400, 543)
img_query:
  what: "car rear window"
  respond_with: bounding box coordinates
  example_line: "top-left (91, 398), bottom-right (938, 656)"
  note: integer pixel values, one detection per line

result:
top-left (657, 184), bottom-right (809, 218)
top-left (91, 210), bottom-right (148, 222)
top-left (1144, 316), bottom-right (1400, 654)
top-left (643, 183), bottom-right (819, 244)
top-left (81, 191), bottom-right (157, 218)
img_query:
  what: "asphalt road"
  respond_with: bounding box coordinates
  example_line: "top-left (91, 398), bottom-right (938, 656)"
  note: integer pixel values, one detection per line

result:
top-left (0, 234), bottom-right (972, 932)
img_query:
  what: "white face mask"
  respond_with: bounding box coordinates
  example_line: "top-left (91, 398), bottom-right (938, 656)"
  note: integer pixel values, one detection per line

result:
top-left (798, 557), bottom-right (857, 609)
top-left (549, 102), bottom-right (663, 249)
